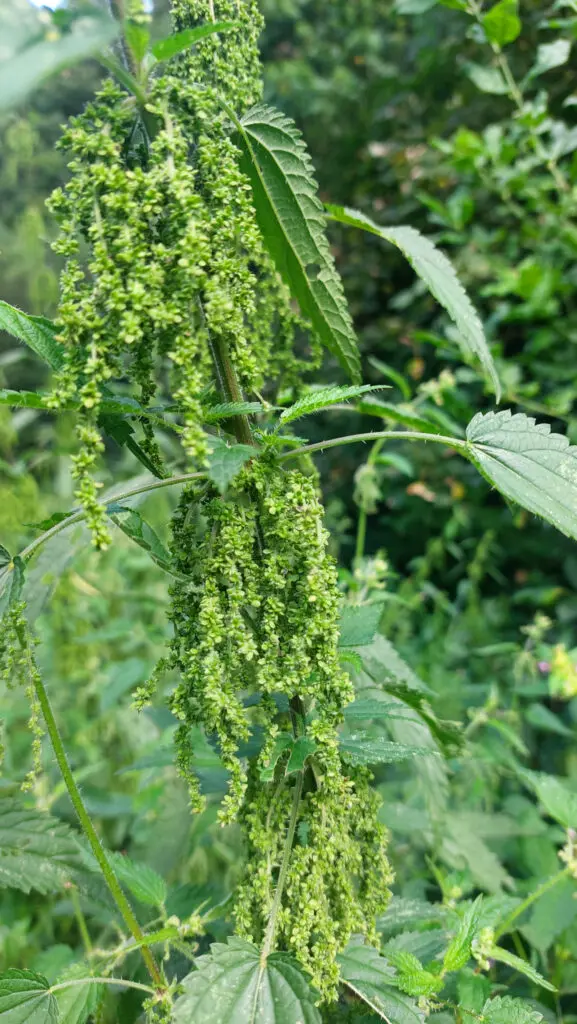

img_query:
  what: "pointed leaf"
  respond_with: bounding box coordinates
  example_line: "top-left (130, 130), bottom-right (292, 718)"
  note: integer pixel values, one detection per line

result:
top-left (207, 437), bottom-right (254, 493)
top-left (338, 940), bottom-right (426, 1024)
top-left (172, 938), bottom-right (321, 1024)
top-left (54, 966), bottom-right (102, 1024)
top-left (326, 206), bottom-right (500, 399)
top-left (528, 39), bottom-right (571, 79)
top-left (466, 410), bottom-right (577, 541)
top-left (339, 604), bottom-right (383, 648)
top-left (0, 969), bottom-right (58, 1024)
top-left (279, 385), bottom-right (385, 426)
top-left (443, 896), bottom-right (483, 972)
top-left (286, 737), bottom-right (316, 774)
top-left (204, 401), bottom-right (264, 424)
top-left (340, 736), bottom-right (436, 767)
top-left (108, 852), bottom-right (167, 908)
top-left (228, 104), bottom-right (360, 382)
top-left (260, 733), bottom-right (294, 782)
top-left (488, 945), bottom-right (555, 992)
top-left (343, 699), bottom-right (415, 721)
top-left (483, 0), bottom-right (522, 46)
top-left (0, 390), bottom-right (51, 409)
top-left (152, 21), bottom-right (238, 61)
top-left (0, 302), bottom-right (64, 370)
top-left (106, 505), bottom-right (173, 573)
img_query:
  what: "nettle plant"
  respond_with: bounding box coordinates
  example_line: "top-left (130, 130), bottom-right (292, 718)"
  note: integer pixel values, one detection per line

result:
top-left (1, 2), bottom-right (577, 1022)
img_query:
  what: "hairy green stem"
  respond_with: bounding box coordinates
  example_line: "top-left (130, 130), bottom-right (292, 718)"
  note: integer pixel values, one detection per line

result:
top-left (206, 331), bottom-right (255, 447)
top-left (25, 643), bottom-right (164, 989)
top-left (69, 885), bottom-right (93, 955)
top-left (495, 866), bottom-right (571, 941)
top-left (261, 771), bottom-right (304, 959)
top-left (51, 976), bottom-right (156, 996)
top-left (354, 436), bottom-right (386, 566)
top-left (282, 429), bottom-right (466, 460)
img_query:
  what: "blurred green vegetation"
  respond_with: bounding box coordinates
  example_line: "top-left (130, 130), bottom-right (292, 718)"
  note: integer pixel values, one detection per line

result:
top-left (2, 1), bottom-right (577, 1021)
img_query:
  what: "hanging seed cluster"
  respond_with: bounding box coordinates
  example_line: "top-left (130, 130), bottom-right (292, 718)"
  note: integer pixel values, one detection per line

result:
top-left (164, 458), bottom-right (392, 998)
top-left (48, 0), bottom-right (313, 547)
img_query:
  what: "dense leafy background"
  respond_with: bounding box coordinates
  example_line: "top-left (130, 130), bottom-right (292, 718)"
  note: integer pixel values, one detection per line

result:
top-left (2, 0), bottom-right (577, 1021)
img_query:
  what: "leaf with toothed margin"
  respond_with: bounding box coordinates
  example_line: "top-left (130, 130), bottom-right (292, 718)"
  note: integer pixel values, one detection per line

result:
top-left (207, 437), bottom-right (255, 493)
top-left (0, 969), bottom-right (59, 1024)
top-left (338, 940), bottom-right (426, 1024)
top-left (466, 410), bottom-right (577, 541)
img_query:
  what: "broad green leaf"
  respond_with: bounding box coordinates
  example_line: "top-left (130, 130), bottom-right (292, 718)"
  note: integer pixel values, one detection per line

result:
top-left (279, 385), bottom-right (384, 425)
top-left (445, 818), bottom-right (512, 893)
top-left (360, 634), bottom-right (432, 695)
top-left (286, 737), bottom-right (316, 774)
top-left (207, 437), bottom-right (254, 493)
top-left (0, 302), bottom-right (64, 370)
top-left (151, 21), bottom-right (238, 61)
top-left (0, 390), bottom-right (50, 409)
top-left (521, 876), bottom-right (577, 952)
top-left (488, 945), bottom-right (555, 992)
top-left (383, 928), bottom-right (448, 965)
top-left (528, 39), bottom-right (571, 79)
top-left (379, 897), bottom-right (447, 934)
top-left (338, 940), bottom-right (426, 1024)
top-left (442, 896), bottom-right (483, 972)
top-left (340, 735), bottom-right (436, 766)
top-left (0, 13), bottom-right (118, 112)
top-left (465, 62), bottom-right (509, 95)
top-left (54, 966), bottom-right (102, 1024)
top-left (457, 970), bottom-right (490, 1016)
top-left (339, 603), bottom-right (383, 647)
top-left (0, 969), bottom-right (58, 1024)
top-left (0, 546), bottom-right (11, 571)
top-left (525, 703), bottom-right (573, 737)
top-left (106, 505), bottom-right (173, 574)
top-left (123, 21), bottom-right (150, 63)
top-left (483, 0), bottom-right (522, 46)
top-left (0, 799), bottom-right (85, 895)
top-left (326, 206), bottom-right (500, 399)
top-left (380, 683), bottom-right (463, 754)
top-left (108, 852), bottom-right (167, 908)
top-left (230, 104), bottom-right (360, 382)
top-left (343, 698), bottom-right (415, 721)
top-left (466, 410), bottom-right (577, 541)
top-left (172, 937), bottom-right (321, 1024)
top-left (482, 996), bottom-right (544, 1024)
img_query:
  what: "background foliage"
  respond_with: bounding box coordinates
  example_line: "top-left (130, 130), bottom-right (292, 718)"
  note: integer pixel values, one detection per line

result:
top-left (2, 0), bottom-right (577, 1021)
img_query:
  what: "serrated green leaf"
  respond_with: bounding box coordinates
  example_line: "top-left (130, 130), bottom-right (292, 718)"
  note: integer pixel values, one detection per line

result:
top-left (207, 437), bottom-right (254, 493)
top-left (0, 969), bottom-right (58, 1024)
top-left (343, 698), bottom-right (415, 721)
top-left (0, 302), bottom-right (64, 370)
top-left (260, 733), bottom-right (293, 782)
top-left (25, 512), bottom-right (74, 532)
top-left (172, 938), bottom-right (321, 1024)
top-left (108, 853), bottom-right (167, 908)
top-left (0, 13), bottom-right (118, 112)
top-left (521, 876), bottom-right (577, 952)
top-left (482, 996), bottom-right (544, 1024)
top-left (466, 410), bottom-right (577, 542)
top-left (326, 206), bottom-right (500, 399)
top-left (279, 385), bottom-right (384, 426)
top-left (229, 104), bottom-right (360, 382)
top-left (151, 21), bottom-right (237, 61)
top-left (0, 799), bottom-right (85, 895)
top-left (339, 604), bottom-right (383, 647)
top-left (383, 950), bottom-right (443, 998)
top-left (361, 635), bottom-right (432, 695)
top-left (488, 945), bottom-right (555, 992)
top-left (340, 735), bottom-right (436, 766)
top-left (0, 389), bottom-right (50, 409)
top-left (204, 401), bottom-right (264, 424)
top-left (286, 737), bottom-right (316, 774)
top-left (379, 898), bottom-right (447, 934)
top-left (54, 967), bottom-right (102, 1024)
top-left (445, 818), bottom-right (512, 893)
top-left (443, 896), bottom-right (483, 972)
top-left (0, 546), bottom-right (11, 571)
top-left (483, 0), bottom-right (522, 45)
top-left (338, 940), bottom-right (426, 1024)
top-left (384, 928), bottom-right (448, 964)
top-left (106, 505), bottom-right (173, 573)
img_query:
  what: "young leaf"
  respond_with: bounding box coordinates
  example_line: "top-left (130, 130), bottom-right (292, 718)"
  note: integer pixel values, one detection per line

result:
top-left (483, 0), bottom-right (522, 46)
top-left (442, 896), bottom-right (483, 972)
top-left (482, 996), bottom-right (544, 1024)
top-left (338, 603), bottom-right (383, 648)
top-left (151, 21), bottom-right (238, 61)
top-left (0, 302), bottom-right (64, 370)
top-left (279, 385), bottom-right (385, 426)
top-left (466, 410), bottom-right (577, 542)
top-left (0, 799), bottom-right (85, 895)
top-left (204, 401), bottom-right (263, 424)
top-left (326, 206), bottom-right (500, 399)
top-left (172, 938), bottom-right (321, 1024)
top-left (528, 39), bottom-right (571, 79)
top-left (338, 940), bottom-right (426, 1024)
top-left (54, 965), bottom-right (103, 1024)
top-left (108, 852), bottom-right (167, 908)
top-left (340, 736), bottom-right (436, 766)
top-left (0, 969), bottom-right (58, 1024)
top-left (383, 950), bottom-right (443, 998)
top-left (465, 62), bottom-right (510, 94)
top-left (106, 505), bottom-right (173, 574)
top-left (488, 945), bottom-right (556, 992)
top-left (0, 13), bottom-right (118, 112)
top-left (260, 734), bottom-right (294, 782)
top-left (229, 104), bottom-right (361, 382)
top-left (207, 437), bottom-right (254, 493)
